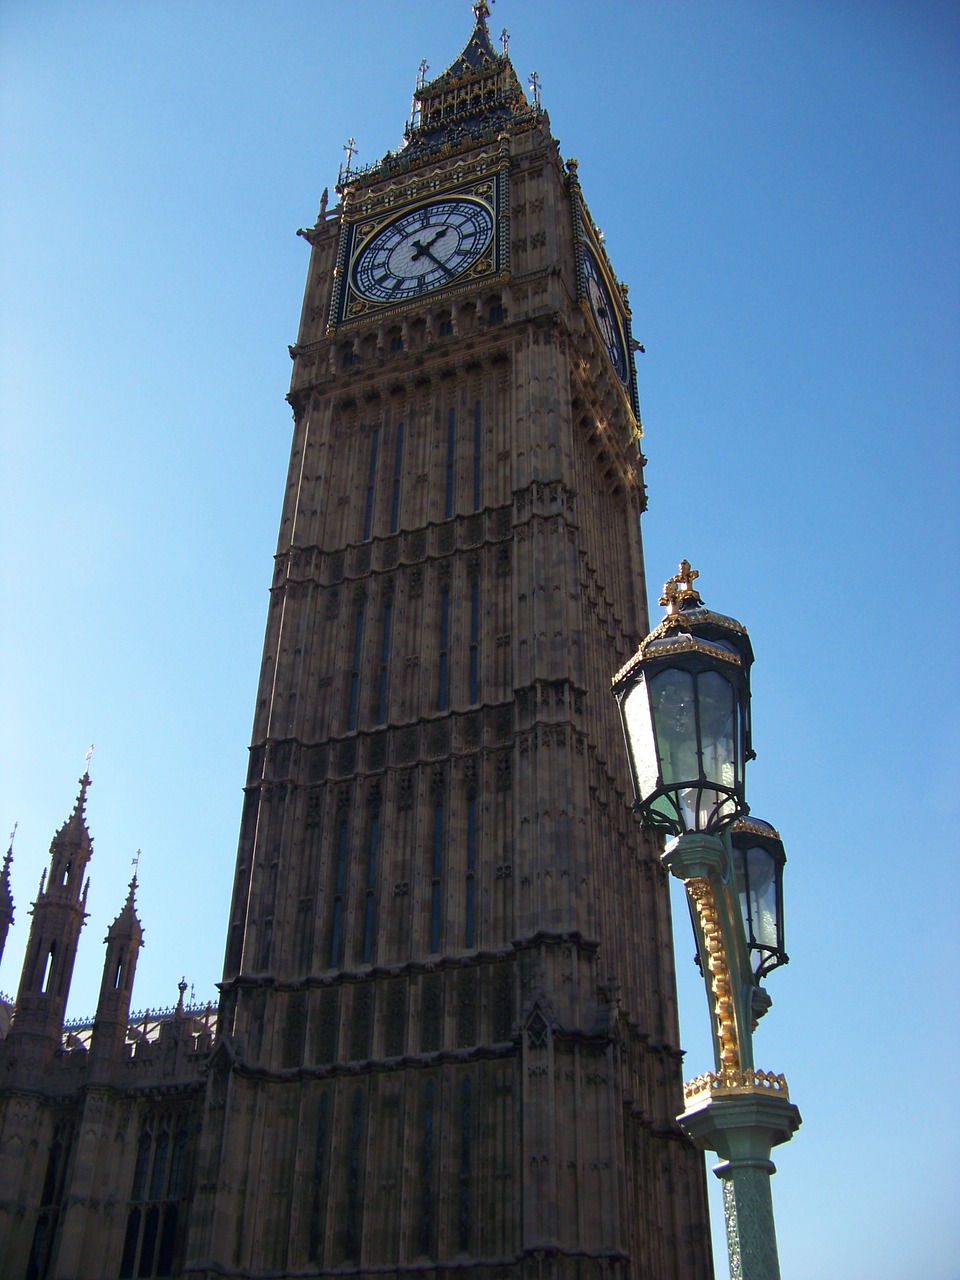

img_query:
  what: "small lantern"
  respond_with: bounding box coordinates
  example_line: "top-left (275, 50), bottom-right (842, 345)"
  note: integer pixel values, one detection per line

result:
top-left (729, 816), bottom-right (788, 980)
top-left (613, 561), bottom-right (755, 837)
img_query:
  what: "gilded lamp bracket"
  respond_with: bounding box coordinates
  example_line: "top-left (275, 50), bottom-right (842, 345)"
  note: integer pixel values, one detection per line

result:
top-left (662, 833), bottom-right (757, 1077)
top-left (684, 873), bottom-right (749, 1078)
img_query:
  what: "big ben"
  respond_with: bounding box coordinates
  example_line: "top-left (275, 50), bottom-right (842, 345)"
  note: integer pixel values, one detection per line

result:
top-left (185, 5), bottom-right (713, 1277)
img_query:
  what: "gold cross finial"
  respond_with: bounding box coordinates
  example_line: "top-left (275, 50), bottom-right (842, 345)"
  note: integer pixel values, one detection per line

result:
top-left (659, 560), bottom-right (702, 613)
top-left (416, 58), bottom-right (429, 90)
top-left (676, 559), bottom-right (699, 592)
top-left (500, 27), bottom-right (509, 55)
top-left (529, 70), bottom-right (542, 109)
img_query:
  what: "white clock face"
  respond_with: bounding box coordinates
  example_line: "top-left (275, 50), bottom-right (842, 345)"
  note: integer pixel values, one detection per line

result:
top-left (352, 198), bottom-right (494, 303)
top-left (583, 248), bottom-right (629, 385)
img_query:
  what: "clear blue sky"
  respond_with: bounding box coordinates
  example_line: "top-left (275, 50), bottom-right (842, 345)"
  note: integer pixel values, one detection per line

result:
top-left (2, 2), bottom-right (958, 1276)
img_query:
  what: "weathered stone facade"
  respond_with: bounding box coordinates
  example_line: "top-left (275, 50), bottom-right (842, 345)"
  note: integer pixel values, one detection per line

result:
top-left (0, 8), bottom-right (713, 1278)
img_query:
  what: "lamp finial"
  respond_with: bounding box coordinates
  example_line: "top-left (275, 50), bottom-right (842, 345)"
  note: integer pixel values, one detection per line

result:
top-left (660, 560), bottom-right (702, 613)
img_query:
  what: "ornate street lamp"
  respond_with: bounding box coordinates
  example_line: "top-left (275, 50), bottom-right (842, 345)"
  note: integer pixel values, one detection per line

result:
top-left (613, 562), bottom-right (800, 1280)
top-left (729, 816), bottom-right (788, 982)
top-left (613, 559), bottom-right (754, 837)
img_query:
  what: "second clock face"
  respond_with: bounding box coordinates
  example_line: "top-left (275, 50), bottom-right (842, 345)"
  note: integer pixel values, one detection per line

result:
top-left (582, 247), bottom-right (629, 386)
top-left (352, 198), bottom-right (494, 303)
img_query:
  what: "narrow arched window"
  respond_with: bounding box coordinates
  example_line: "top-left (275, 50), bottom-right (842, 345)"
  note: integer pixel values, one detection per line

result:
top-left (472, 400), bottom-right (482, 511)
top-left (468, 577), bottom-right (480, 705)
top-left (376, 598), bottom-right (392, 725)
top-left (347, 607), bottom-right (364, 732)
top-left (330, 814), bottom-right (349, 968)
top-left (444, 408), bottom-right (456, 518)
top-left (41, 942), bottom-right (56, 994)
top-left (390, 421), bottom-right (404, 533)
top-left (362, 807), bottom-right (380, 965)
top-left (309, 1092), bottom-right (329, 1263)
top-left (419, 1080), bottom-right (436, 1255)
top-left (458, 1076), bottom-right (473, 1251)
top-left (344, 1090), bottom-right (364, 1262)
top-left (430, 799), bottom-right (444, 954)
top-left (438, 585), bottom-right (450, 712)
top-left (465, 792), bottom-right (477, 949)
top-left (362, 428), bottom-right (380, 540)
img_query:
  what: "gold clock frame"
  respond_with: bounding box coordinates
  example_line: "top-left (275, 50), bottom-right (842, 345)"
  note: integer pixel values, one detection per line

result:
top-left (330, 170), bottom-right (509, 330)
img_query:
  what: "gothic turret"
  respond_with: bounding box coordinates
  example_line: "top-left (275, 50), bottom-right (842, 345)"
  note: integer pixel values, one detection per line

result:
top-left (10, 774), bottom-right (93, 1052)
top-left (89, 872), bottom-right (143, 1070)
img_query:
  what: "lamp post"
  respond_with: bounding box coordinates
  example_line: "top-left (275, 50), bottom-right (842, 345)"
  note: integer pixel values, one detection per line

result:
top-left (612, 561), bottom-right (800, 1280)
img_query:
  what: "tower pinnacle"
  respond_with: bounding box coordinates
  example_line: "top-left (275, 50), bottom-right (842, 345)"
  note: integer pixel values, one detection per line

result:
top-left (107, 871), bottom-right (142, 940)
top-left (0, 826), bottom-right (15, 967)
top-left (10, 772), bottom-right (96, 1050)
top-left (91, 867), bottom-right (144, 1069)
top-left (387, 0), bottom-right (529, 173)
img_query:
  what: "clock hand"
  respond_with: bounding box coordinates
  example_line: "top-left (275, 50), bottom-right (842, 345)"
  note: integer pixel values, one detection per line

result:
top-left (416, 246), bottom-right (455, 276)
top-left (410, 226), bottom-right (451, 260)
top-left (421, 226), bottom-right (450, 252)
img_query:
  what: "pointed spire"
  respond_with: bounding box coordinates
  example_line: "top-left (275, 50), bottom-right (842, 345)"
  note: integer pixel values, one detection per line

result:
top-left (440, 2), bottom-right (499, 78)
top-left (67, 771), bottom-right (89, 823)
top-left (1, 826), bottom-right (14, 910)
top-left (0, 825), bottom-right (15, 966)
top-left (45, 771), bottom-right (94, 903)
top-left (106, 872), bottom-right (143, 944)
top-left (52, 771), bottom-right (93, 851)
top-left (393, 0), bottom-right (533, 170)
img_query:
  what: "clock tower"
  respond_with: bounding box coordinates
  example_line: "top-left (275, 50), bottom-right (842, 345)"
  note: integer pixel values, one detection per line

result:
top-left (186, 7), bottom-right (713, 1277)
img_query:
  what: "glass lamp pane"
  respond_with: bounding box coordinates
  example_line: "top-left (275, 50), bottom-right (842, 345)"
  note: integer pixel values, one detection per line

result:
top-left (696, 670), bottom-right (736, 791)
top-left (623, 680), bottom-right (659, 803)
top-left (746, 845), bottom-right (779, 951)
top-left (733, 841), bottom-right (782, 977)
top-left (649, 669), bottom-right (698, 784)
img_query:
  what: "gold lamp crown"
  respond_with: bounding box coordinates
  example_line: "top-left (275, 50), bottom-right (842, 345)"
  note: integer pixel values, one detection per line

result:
top-left (659, 559), bottom-right (703, 614)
